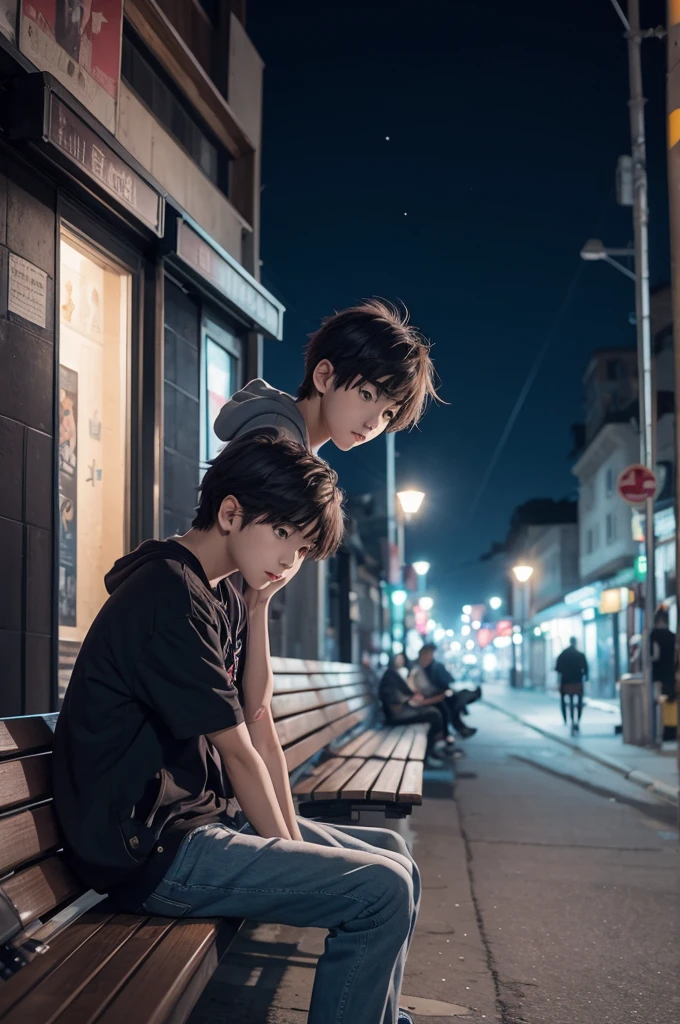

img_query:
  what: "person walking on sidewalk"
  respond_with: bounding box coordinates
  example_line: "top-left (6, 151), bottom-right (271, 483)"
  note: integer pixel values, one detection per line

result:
top-left (556, 637), bottom-right (588, 735)
top-left (650, 606), bottom-right (678, 742)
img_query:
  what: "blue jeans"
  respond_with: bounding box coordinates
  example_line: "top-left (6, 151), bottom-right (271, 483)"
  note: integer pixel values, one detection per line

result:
top-left (141, 816), bottom-right (421, 1024)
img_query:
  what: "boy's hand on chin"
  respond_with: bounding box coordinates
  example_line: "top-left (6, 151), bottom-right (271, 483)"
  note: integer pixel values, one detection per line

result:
top-left (245, 562), bottom-right (303, 610)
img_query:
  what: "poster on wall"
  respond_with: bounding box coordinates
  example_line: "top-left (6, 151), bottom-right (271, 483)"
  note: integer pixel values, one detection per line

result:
top-left (1, 0), bottom-right (18, 42)
top-left (20, 1), bottom-right (124, 133)
top-left (59, 364), bottom-right (78, 627)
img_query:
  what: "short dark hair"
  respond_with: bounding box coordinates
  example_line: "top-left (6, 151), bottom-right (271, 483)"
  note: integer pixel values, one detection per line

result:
top-left (420, 643), bottom-right (436, 655)
top-left (193, 430), bottom-right (345, 560)
top-left (297, 299), bottom-right (439, 431)
top-left (655, 606), bottom-right (670, 627)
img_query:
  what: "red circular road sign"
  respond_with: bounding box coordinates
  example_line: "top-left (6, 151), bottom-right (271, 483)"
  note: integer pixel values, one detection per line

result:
top-left (617, 464), bottom-right (657, 505)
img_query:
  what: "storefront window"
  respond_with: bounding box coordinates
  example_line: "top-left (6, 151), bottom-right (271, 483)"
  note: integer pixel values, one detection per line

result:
top-left (58, 231), bottom-right (130, 701)
top-left (201, 319), bottom-right (242, 463)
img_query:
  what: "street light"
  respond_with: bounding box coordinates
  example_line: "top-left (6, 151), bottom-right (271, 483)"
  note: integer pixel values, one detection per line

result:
top-left (511, 564), bottom-right (533, 687)
top-left (489, 596), bottom-right (502, 611)
top-left (395, 489), bottom-right (425, 572)
top-left (397, 490), bottom-right (425, 516)
top-left (579, 238), bottom-right (636, 281)
top-left (391, 589), bottom-right (407, 607)
top-left (413, 560), bottom-right (430, 576)
top-left (419, 596), bottom-right (434, 612)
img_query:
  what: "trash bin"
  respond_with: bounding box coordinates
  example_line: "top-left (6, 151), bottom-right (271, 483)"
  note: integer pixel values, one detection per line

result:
top-left (619, 675), bottom-right (650, 746)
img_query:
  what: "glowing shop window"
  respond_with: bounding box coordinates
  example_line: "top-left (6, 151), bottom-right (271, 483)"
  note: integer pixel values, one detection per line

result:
top-left (205, 336), bottom-right (237, 462)
top-left (58, 231), bottom-right (130, 701)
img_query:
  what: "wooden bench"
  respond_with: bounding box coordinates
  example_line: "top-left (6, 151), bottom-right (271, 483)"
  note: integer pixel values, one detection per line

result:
top-left (271, 658), bottom-right (427, 820)
top-left (0, 660), bottom-right (425, 1021)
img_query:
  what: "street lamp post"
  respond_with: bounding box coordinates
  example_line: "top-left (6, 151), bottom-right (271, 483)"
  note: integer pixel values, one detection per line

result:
top-left (396, 490), bottom-right (425, 570)
top-left (413, 560), bottom-right (430, 594)
top-left (511, 564), bottom-right (534, 688)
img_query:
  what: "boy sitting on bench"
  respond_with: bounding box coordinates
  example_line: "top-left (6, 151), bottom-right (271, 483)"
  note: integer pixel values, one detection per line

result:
top-left (53, 430), bottom-right (421, 1024)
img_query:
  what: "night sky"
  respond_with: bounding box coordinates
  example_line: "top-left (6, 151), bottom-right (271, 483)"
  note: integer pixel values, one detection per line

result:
top-left (247, 0), bottom-right (670, 624)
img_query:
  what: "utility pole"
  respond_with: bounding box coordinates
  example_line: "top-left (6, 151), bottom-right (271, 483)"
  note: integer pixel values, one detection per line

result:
top-left (666, 0), bottom-right (680, 792)
top-left (626, 0), bottom-right (657, 743)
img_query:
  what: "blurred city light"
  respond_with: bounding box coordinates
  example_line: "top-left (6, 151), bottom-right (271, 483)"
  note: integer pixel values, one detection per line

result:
top-left (465, 639), bottom-right (475, 651)
top-left (462, 654), bottom-right (478, 665)
top-left (512, 565), bottom-right (534, 583)
top-left (419, 596), bottom-right (434, 611)
top-left (494, 636), bottom-right (512, 649)
top-left (391, 589), bottom-right (407, 606)
top-left (472, 620), bottom-right (481, 630)
top-left (427, 618), bottom-right (436, 632)
top-left (512, 633), bottom-right (523, 645)
top-left (482, 653), bottom-right (498, 672)
top-left (583, 607), bottom-right (596, 621)
top-left (397, 490), bottom-right (425, 516)
top-left (463, 604), bottom-right (472, 614)
top-left (461, 613), bottom-right (470, 624)
top-left (451, 641), bottom-right (461, 652)
top-left (533, 626), bottom-right (542, 637)
top-left (433, 627), bottom-right (445, 642)
top-left (461, 625), bottom-right (471, 637)
top-left (413, 560), bottom-right (430, 576)
top-left (489, 596), bottom-right (502, 610)
top-left (392, 641), bottom-right (404, 653)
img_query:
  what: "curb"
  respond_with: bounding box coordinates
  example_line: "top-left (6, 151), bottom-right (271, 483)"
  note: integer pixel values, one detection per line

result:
top-left (483, 698), bottom-right (679, 806)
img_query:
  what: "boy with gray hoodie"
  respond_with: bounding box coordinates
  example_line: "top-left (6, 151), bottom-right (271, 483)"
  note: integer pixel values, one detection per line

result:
top-left (214, 299), bottom-right (438, 454)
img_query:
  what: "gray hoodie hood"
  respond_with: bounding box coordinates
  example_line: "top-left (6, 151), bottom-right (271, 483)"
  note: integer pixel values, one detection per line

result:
top-left (213, 378), bottom-right (309, 448)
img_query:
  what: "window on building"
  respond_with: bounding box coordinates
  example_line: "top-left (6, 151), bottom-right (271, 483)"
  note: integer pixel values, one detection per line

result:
top-left (606, 513), bottom-right (616, 544)
top-left (201, 319), bottom-right (243, 464)
top-left (606, 467), bottom-right (614, 496)
top-left (121, 25), bottom-right (231, 196)
top-left (58, 230), bottom-right (130, 702)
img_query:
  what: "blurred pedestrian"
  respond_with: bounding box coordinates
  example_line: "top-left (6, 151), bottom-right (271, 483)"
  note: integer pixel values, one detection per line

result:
top-left (650, 606), bottom-right (678, 742)
top-left (556, 637), bottom-right (588, 735)
top-left (378, 654), bottom-right (454, 767)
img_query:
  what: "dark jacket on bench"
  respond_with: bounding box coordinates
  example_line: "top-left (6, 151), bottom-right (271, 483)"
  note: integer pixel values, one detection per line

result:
top-left (53, 540), bottom-right (247, 911)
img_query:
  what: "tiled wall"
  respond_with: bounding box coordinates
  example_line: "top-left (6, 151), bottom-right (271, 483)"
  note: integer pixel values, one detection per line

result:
top-left (163, 279), bottom-right (200, 539)
top-left (0, 160), bottom-right (56, 715)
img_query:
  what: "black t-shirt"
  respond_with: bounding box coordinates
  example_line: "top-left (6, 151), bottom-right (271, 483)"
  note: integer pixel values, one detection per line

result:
top-left (53, 540), bottom-right (247, 911)
top-left (379, 669), bottom-right (413, 717)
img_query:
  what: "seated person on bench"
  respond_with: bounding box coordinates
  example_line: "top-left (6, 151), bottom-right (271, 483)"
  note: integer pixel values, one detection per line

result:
top-left (410, 644), bottom-right (478, 740)
top-left (53, 431), bottom-right (421, 1024)
top-left (379, 654), bottom-right (458, 766)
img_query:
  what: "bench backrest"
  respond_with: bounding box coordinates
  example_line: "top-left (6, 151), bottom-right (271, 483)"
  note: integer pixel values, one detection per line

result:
top-left (0, 660), bottom-right (372, 926)
top-left (0, 716), bottom-right (82, 932)
top-left (270, 659), bottom-right (375, 773)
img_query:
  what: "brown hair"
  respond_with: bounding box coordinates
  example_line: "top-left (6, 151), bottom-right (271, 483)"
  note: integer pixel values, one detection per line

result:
top-left (297, 299), bottom-right (439, 431)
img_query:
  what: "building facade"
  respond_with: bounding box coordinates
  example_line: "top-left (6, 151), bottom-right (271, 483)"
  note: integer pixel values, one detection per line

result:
top-left (0, 1), bottom-right (284, 715)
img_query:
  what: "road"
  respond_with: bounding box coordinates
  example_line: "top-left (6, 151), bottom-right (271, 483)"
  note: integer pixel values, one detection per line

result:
top-left (188, 701), bottom-right (679, 1024)
top-left (450, 701), bottom-right (679, 1024)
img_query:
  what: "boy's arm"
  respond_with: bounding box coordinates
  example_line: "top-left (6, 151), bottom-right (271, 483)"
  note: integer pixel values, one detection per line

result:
top-left (241, 589), bottom-right (303, 842)
top-left (207, 722), bottom-right (292, 840)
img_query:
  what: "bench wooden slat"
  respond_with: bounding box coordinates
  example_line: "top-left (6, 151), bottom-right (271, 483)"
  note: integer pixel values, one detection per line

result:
top-left (338, 758), bottom-right (386, 800)
top-left (95, 920), bottom-right (223, 1024)
top-left (0, 915), bottom-right (147, 1024)
top-left (283, 725), bottom-right (335, 773)
top-left (0, 753), bottom-right (52, 812)
top-left (292, 757), bottom-right (345, 796)
top-left (3, 856), bottom-right (82, 926)
top-left (275, 695), bottom-right (371, 747)
top-left (311, 758), bottom-right (365, 800)
top-left (272, 682), bottom-right (369, 719)
top-left (51, 918), bottom-right (176, 1024)
top-left (373, 727), bottom-right (405, 759)
top-left (334, 728), bottom-right (381, 758)
top-left (0, 910), bottom-right (117, 1019)
top-left (272, 671), bottom-right (365, 693)
top-left (371, 759), bottom-right (407, 802)
top-left (409, 726), bottom-right (428, 761)
top-left (398, 760), bottom-right (424, 804)
top-left (328, 704), bottom-right (372, 740)
top-left (391, 730), bottom-right (415, 760)
top-left (0, 804), bottom-right (60, 875)
top-left (347, 730), bottom-right (386, 758)
top-left (0, 718), bottom-right (55, 759)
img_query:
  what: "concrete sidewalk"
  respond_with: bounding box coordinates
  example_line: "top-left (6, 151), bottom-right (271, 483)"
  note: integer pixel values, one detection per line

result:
top-left (482, 681), bottom-right (679, 805)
